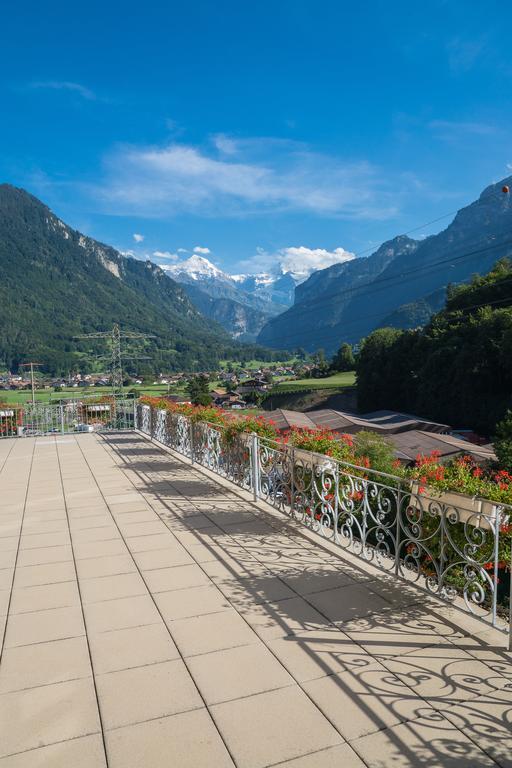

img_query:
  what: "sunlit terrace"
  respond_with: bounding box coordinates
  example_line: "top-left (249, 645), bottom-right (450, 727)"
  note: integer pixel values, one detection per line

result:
top-left (0, 430), bottom-right (511, 768)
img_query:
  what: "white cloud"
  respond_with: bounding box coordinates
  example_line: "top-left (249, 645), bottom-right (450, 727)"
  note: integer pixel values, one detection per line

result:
top-left (152, 250), bottom-right (179, 261)
top-left (85, 136), bottom-right (399, 220)
top-left (279, 246), bottom-right (355, 276)
top-left (193, 246), bottom-right (211, 254)
top-left (177, 248), bottom-right (188, 253)
top-left (30, 80), bottom-right (96, 100)
top-left (133, 233), bottom-right (145, 242)
top-left (237, 245), bottom-right (355, 280)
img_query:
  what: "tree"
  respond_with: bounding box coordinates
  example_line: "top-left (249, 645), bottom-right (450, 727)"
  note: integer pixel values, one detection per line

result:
top-left (332, 342), bottom-right (355, 372)
top-left (355, 259), bottom-right (512, 434)
top-left (356, 327), bottom-right (404, 412)
top-left (312, 348), bottom-right (329, 376)
top-left (186, 375), bottom-right (212, 405)
top-left (494, 410), bottom-right (512, 471)
top-left (242, 390), bottom-right (265, 406)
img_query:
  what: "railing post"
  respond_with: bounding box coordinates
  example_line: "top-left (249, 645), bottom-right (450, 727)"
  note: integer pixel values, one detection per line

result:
top-left (290, 445), bottom-right (295, 516)
top-left (251, 432), bottom-right (260, 501)
top-left (394, 482), bottom-right (404, 576)
top-left (333, 461), bottom-right (340, 544)
top-left (492, 506), bottom-right (500, 628)
top-left (508, 517), bottom-right (512, 652)
top-left (189, 420), bottom-right (194, 465)
top-left (59, 405), bottom-right (65, 434)
top-left (133, 399), bottom-right (138, 430)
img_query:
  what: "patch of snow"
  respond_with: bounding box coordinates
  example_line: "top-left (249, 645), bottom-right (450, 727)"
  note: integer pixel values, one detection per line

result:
top-left (166, 254), bottom-right (229, 281)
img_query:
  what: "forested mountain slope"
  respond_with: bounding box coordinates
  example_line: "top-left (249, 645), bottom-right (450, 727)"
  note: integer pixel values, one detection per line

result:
top-left (0, 185), bottom-right (279, 374)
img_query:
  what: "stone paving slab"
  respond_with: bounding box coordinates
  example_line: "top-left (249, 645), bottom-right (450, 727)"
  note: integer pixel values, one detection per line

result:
top-left (0, 432), bottom-right (510, 767)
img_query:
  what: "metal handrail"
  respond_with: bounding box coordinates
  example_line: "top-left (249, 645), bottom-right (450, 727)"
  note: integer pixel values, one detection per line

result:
top-left (136, 403), bottom-right (512, 646)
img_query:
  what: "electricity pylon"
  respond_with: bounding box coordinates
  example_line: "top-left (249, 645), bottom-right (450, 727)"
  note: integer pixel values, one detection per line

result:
top-left (75, 324), bottom-right (154, 396)
top-left (20, 362), bottom-right (42, 405)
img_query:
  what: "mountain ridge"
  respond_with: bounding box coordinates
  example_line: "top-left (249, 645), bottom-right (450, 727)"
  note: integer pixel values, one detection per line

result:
top-left (0, 184), bottom-right (280, 373)
top-left (257, 176), bottom-right (512, 352)
top-left (165, 254), bottom-right (296, 340)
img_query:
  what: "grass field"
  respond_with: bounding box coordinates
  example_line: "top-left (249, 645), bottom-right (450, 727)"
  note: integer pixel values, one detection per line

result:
top-left (219, 357), bottom-right (298, 370)
top-left (270, 371), bottom-right (356, 393)
top-left (0, 384), bottom-right (174, 405)
top-left (1, 370), bottom-right (356, 405)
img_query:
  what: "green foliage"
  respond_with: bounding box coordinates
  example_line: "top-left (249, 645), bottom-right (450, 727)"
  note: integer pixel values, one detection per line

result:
top-left (494, 410), bottom-right (512, 471)
top-left (0, 185), bottom-right (288, 376)
top-left (331, 342), bottom-right (355, 372)
top-left (356, 328), bottom-right (405, 412)
top-left (187, 375), bottom-right (212, 405)
top-left (241, 390), bottom-right (265, 406)
top-left (312, 348), bottom-right (329, 374)
top-left (222, 414), bottom-right (279, 444)
top-left (356, 259), bottom-right (512, 434)
top-left (353, 431), bottom-right (396, 474)
top-left (271, 371), bottom-right (356, 393)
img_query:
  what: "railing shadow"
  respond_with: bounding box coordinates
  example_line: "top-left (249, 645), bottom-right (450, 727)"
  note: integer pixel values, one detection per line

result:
top-left (102, 431), bottom-right (512, 767)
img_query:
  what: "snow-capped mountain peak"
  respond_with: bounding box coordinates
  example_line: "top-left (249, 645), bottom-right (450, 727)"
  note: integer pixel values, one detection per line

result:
top-left (165, 248), bottom-right (356, 312)
top-left (231, 272), bottom-right (274, 286)
top-left (166, 254), bottom-right (229, 282)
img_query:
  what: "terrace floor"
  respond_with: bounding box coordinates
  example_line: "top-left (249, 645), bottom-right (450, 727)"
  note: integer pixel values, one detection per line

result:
top-left (0, 433), bottom-right (511, 768)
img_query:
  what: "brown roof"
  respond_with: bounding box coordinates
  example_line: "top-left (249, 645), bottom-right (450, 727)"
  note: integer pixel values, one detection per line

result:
top-left (259, 409), bottom-right (495, 464)
top-left (262, 408), bottom-right (451, 436)
top-left (361, 410), bottom-right (451, 434)
top-left (260, 410), bottom-right (316, 431)
top-left (388, 430), bottom-right (496, 463)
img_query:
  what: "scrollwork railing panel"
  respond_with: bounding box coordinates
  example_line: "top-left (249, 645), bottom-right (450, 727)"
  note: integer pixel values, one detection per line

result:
top-left (142, 405), bottom-right (509, 632)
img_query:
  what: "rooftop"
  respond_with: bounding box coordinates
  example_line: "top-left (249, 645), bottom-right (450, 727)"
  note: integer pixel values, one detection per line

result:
top-left (262, 408), bottom-right (451, 436)
top-left (260, 408), bottom-right (490, 463)
top-left (0, 433), bottom-right (510, 767)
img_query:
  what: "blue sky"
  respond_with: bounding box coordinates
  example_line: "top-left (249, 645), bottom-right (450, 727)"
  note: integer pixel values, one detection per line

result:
top-left (1, 0), bottom-right (512, 276)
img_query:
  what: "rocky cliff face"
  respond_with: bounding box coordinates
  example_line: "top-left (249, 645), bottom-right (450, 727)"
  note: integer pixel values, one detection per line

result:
top-left (257, 177), bottom-right (512, 353)
top-left (0, 185), bottom-right (242, 373)
top-left (164, 254), bottom-right (293, 338)
top-left (258, 235), bottom-right (418, 351)
top-left (182, 283), bottom-right (271, 341)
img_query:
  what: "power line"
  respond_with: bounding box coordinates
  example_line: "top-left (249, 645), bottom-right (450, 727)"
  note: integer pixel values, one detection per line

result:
top-left (271, 288), bottom-right (512, 361)
top-left (75, 324), bottom-right (155, 396)
top-left (261, 185), bottom-right (512, 347)
top-left (279, 230), bottom-right (512, 329)
top-left (263, 233), bottom-right (512, 348)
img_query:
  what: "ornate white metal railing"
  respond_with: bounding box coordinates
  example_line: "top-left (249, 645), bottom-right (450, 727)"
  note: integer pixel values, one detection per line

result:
top-left (0, 398), bottom-right (136, 437)
top-left (136, 404), bottom-right (512, 642)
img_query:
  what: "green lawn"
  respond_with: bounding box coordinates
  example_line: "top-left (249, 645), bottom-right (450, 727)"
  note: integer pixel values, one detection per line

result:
top-left (1, 370), bottom-right (356, 405)
top-left (270, 371), bottom-right (356, 392)
top-left (219, 357), bottom-right (298, 370)
top-left (0, 384), bottom-right (179, 405)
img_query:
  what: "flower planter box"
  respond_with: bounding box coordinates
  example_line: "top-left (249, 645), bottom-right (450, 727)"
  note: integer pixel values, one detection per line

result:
top-left (410, 483), bottom-right (501, 531)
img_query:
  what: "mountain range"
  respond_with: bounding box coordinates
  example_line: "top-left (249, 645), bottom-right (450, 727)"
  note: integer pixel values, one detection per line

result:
top-left (257, 176), bottom-right (512, 353)
top-left (2, 176), bottom-right (512, 374)
top-left (165, 255), bottom-right (304, 341)
top-left (0, 185), bottom-right (280, 375)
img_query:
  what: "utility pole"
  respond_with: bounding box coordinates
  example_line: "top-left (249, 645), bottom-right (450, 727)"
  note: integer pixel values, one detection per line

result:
top-left (20, 362), bottom-right (42, 406)
top-left (75, 324), bottom-right (154, 397)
